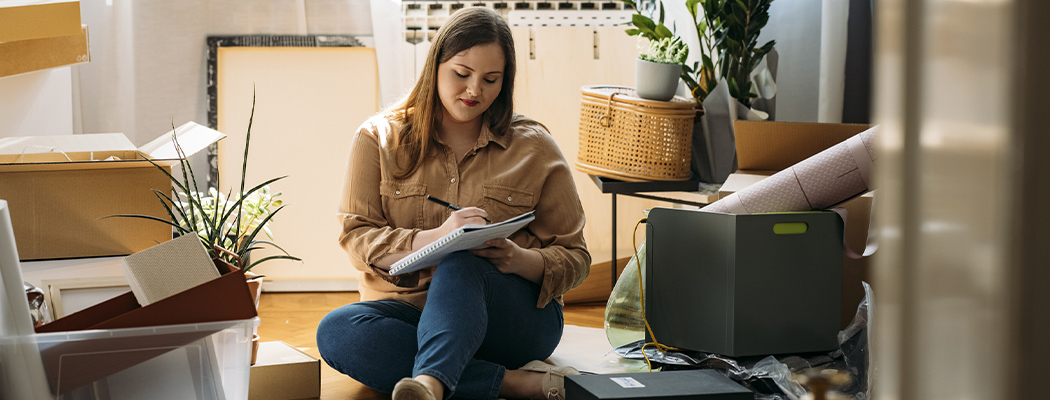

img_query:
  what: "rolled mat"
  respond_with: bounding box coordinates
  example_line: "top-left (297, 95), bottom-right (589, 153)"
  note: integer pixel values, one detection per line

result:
top-left (703, 126), bottom-right (878, 214)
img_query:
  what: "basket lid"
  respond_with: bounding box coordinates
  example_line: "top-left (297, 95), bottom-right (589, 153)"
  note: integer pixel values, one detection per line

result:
top-left (581, 85), bottom-right (696, 110)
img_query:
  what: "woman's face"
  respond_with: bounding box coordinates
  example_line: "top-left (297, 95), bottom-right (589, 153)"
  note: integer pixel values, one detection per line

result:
top-left (436, 42), bottom-right (505, 126)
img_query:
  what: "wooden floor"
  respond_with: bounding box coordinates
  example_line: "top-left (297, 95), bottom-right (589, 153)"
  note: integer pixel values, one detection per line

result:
top-left (256, 292), bottom-right (607, 400)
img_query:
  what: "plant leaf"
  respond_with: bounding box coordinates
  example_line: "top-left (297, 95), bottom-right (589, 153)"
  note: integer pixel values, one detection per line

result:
top-left (245, 255), bottom-right (302, 271)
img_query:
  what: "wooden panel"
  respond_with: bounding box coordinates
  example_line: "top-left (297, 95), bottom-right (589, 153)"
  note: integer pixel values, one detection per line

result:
top-left (216, 47), bottom-right (379, 284)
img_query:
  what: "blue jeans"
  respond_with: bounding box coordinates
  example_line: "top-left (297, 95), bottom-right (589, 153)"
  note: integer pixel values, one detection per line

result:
top-left (316, 252), bottom-right (565, 400)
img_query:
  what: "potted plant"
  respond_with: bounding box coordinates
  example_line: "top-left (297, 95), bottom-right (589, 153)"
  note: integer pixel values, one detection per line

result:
top-left (620, 0), bottom-right (775, 107)
top-left (635, 36), bottom-right (689, 101)
top-left (110, 93), bottom-right (299, 363)
top-left (621, 0), bottom-right (776, 184)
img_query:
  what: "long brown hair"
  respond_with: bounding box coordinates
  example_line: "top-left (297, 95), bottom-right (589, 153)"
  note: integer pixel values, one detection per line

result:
top-left (390, 7), bottom-right (517, 179)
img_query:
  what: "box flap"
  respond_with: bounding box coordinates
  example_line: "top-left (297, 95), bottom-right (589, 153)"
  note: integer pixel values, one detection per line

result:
top-left (0, 133), bottom-right (134, 156)
top-left (138, 121), bottom-right (226, 160)
top-left (734, 121), bottom-right (871, 171)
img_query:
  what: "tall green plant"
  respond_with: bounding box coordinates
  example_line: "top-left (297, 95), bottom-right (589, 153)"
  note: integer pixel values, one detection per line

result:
top-left (109, 91), bottom-right (301, 272)
top-left (707, 0), bottom-right (775, 108)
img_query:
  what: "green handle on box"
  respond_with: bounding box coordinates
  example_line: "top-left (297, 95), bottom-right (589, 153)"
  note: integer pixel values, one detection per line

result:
top-left (773, 222), bottom-right (808, 235)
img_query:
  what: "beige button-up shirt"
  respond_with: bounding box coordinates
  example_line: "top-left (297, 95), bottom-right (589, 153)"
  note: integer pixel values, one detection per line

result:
top-left (337, 113), bottom-right (590, 310)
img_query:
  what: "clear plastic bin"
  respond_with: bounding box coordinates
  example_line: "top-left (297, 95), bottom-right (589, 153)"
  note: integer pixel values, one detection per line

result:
top-left (1, 317), bottom-right (259, 400)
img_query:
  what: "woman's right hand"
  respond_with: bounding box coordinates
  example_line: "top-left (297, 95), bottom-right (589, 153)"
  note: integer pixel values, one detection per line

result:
top-left (371, 207), bottom-right (490, 270)
top-left (436, 207), bottom-right (490, 236)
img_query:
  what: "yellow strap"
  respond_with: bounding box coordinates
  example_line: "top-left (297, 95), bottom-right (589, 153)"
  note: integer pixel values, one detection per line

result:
top-left (631, 216), bottom-right (678, 371)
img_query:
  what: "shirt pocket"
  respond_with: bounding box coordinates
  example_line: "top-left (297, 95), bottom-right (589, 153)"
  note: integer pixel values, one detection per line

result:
top-left (480, 185), bottom-right (534, 223)
top-left (380, 181), bottom-right (427, 228)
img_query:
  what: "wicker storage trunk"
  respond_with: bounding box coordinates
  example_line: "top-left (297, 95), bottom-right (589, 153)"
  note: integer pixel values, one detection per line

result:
top-left (576, 85), bottom-right (696, 182)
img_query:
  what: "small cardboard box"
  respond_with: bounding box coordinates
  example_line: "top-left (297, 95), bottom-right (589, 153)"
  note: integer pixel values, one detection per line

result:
top-left (0, 24), bottom-right (90, 79)
top-left (0, 122), bottom-right (225, 260)
top-left (734, 120), bottom-right (871, 172)
top-left (646, 207), bottom-right (843, 357)
top-left (0, 0), bottom-right (82, 43)
top-left (249, 341), bottom-right (322, 400)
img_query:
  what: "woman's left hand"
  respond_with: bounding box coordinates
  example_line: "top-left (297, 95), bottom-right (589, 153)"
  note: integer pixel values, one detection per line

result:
top-left (471, 239), bottom-right (544, 284)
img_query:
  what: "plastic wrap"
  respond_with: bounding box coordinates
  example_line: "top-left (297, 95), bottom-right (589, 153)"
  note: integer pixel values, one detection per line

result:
top-left (612, 282), bottom-right (874, 399)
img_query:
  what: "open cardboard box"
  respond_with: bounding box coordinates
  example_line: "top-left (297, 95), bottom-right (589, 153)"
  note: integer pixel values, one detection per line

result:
top-left (0, 122), bottom-right (225, 260)
top-left (723, 120), bottom-right (876, 328)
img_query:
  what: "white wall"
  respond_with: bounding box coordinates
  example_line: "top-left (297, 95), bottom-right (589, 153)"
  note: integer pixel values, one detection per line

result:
top-left (665, 0), bottom-right (838, 123)
top-left (0, 68), bottom-right (74, 138)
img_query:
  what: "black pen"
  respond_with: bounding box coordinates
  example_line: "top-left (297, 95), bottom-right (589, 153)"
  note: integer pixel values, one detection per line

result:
top-left (426, 195), bottom-right (491, 223)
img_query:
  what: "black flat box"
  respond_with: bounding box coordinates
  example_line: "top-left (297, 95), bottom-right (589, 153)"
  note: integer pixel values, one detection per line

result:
top-left (565, 370), bottom-right (753, 400)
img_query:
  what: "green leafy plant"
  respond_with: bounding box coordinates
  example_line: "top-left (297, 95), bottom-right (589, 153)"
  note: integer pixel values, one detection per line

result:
top-left (639, 37), bottom-right (689, 64)
top-left (621, 0), bottom-right (775, 108)
top-left (111, 92), bottom-right (300, 273)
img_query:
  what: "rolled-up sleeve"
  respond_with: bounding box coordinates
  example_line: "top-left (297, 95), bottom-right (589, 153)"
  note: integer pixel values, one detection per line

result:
top-left (337, 121), bottom-right (420, 286)
top-left (522, 131), bottom-right (591, 308)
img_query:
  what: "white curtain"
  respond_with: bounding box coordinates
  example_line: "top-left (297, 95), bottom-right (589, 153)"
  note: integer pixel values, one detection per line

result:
top-left (665, 0), bottom-right (850, 123)
top-left (74, 0), bottom-right (372, 182)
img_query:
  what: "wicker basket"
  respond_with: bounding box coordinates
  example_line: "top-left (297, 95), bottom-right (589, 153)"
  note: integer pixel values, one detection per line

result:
top-left (576, 85), bottom-right (697, 182)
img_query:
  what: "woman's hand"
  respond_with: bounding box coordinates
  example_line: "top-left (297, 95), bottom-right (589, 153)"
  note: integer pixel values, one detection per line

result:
top-left (372, 207), bottom-right (489, 270)
top-left (436, 207), bottom-right (490, 236)
top-left (471, 239), bottom-right (544, 284)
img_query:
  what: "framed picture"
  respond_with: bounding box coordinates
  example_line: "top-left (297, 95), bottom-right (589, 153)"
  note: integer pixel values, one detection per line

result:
top-left (205, 35), bottom-right (376, 288)
top-left (42, 276), bottom-right (130, 319)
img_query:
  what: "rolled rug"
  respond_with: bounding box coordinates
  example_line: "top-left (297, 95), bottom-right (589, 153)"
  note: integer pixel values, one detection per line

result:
top-left (703, 125), bottom-right (878, 214)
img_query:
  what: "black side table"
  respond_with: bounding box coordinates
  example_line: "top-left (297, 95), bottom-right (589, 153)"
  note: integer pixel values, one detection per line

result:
top-left (588, 175), bottom-right (720, 288)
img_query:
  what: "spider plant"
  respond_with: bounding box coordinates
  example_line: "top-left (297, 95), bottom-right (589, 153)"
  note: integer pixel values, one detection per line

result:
top-left (110, 91), bottom-right (300, 273)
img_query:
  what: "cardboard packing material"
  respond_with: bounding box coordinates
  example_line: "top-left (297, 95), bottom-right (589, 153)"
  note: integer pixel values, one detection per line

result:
top-left (249, 341), bottom-right (322, 400)
top-left (0, 122), bottom-right (225, 261)
top-left (733, 120), bottom-right (872, 172)
top-left (0, 0), bottom-right (81, 43)
top-left (0, 24), bottom-right (90, 79)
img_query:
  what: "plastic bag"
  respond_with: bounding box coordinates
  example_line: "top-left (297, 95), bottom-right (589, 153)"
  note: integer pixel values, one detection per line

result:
top-left (612, 282), bottom-right (874, 399)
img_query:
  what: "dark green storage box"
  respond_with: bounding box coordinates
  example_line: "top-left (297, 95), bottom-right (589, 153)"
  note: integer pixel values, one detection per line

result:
top-left (645, 207), bottom-right (843, 357)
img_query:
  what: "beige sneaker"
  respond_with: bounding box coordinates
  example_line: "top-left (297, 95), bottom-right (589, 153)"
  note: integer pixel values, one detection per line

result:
top-left (518, 360), bottom-right (581, 400)
top-left (392, 377), bottom-right (436, 400)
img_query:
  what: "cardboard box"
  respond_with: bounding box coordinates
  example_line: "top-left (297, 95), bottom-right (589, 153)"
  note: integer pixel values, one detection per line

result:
top-left (0, 122), bottom-right (225, 260)
top-left (0, 24), bottom-right (89, 79)
top-left (734, 120), bottom-right (871, 171)
top-left (249, 341), bottom-right (322, 400)
top-left (720, 172), bottom-right (874, 329)
top-left (646, 207), bottom-right (843, 357)
top-left (0, 1), bottom-right (82, 43)
top-left (566, 369), bottom-right (753, 400)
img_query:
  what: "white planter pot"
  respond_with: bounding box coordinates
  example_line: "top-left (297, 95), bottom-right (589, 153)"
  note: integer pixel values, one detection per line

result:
top-left (635, 58), bottom-right (682, 101)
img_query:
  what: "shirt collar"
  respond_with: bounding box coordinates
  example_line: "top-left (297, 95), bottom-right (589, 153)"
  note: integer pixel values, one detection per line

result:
top-left (478, 121), bottom-right (510, 150)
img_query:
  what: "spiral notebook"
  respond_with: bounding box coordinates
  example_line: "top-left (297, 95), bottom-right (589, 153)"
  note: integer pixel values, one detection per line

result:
top-left (390, 211), bottom-right (536, 275)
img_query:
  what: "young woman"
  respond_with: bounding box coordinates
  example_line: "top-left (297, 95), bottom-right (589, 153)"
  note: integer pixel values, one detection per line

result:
top-left (316, 6), bottom-right (590, 400)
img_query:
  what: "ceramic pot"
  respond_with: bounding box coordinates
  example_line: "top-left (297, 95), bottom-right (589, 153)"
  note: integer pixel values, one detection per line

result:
top-left (635, 58), bottom-right (682, 101)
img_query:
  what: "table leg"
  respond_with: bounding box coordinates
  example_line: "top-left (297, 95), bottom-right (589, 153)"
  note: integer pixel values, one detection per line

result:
top-left (611, 193), bottom-right (617, 288)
